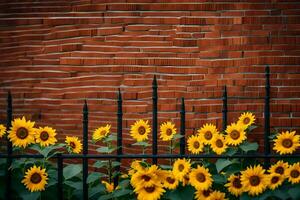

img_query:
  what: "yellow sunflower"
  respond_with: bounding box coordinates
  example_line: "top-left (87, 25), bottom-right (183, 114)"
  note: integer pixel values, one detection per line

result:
top-left (22, 165), bottom-right (48, 192)
top-left (240, 165), bottom-right (268, 196)
top-left (268, 173), bottom-right (284, 190)
top-left (8, 116), bottom-right (36, 148)
top-left (225, 123), bottom-right (247, 146)
top-left (163, 171), bottom-right (179, 190)
top-left (172, 158), bottom-right (191, 182)
top-left (237, 112), bottom-right (255, 127)
top-left (92, 124), bottom-right (111, 142)
top-left (208, 190), bottom-right (227, 200)
top-left (135, 184), bottom-right (165, 200)
top-left (131, 165), bottom-right (161, 189)
top-left (187, 135), bottom-right (204, 154)
top-left (102, 180), bottom-right (114, 193)
top-left (273, 131), bottom-right (300, 155)
top-left (225, 174), bottom-right (244, 197)
top-left (197, 123), bottom-right (218, 145)
top-left (189, 165), bottom-right (213, 191)
top-left (35, 126), bottom-right (57, 147)
top-left (211, 134), bottom-right (227, 155)
top-left (65, 136), bottom-right (82, 154)
top-left (159, 121), bottom-right (177, 141)
top-left (130, 119), bottom-right (151, 142)
top-left (286, 162), bottom-right (300, 184)
top-left (195, 189), bottom-right (212, 200)
top-left (268, 160), bottom-right (289, 177)
top-left (0, 124), bottom-right (6, 138)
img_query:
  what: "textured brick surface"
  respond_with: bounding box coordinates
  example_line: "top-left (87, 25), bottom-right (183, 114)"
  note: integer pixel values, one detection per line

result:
top-left (0, 0), bottom-right (300, 154)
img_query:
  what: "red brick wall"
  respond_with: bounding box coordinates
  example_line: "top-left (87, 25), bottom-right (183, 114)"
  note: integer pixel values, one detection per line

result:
top-left (0, 0), bottom-right (300, 154)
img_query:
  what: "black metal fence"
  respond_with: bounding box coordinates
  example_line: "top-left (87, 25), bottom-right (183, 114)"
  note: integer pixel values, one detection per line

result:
top-left (1, 65), bottom-right (300, 200)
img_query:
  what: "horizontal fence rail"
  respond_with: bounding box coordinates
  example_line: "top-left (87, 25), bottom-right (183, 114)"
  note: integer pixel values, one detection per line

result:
top-left (1, 65), bottom-right (300, 200)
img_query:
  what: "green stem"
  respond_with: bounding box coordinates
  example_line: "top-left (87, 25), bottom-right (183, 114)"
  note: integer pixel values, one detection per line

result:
top-left (170, 140), bottom-right (173, 165)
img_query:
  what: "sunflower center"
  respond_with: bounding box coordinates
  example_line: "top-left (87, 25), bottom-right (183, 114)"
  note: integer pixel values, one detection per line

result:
top-left (16, 127), bottom-right (28, 139)
top-left (141, 175), bottom-right (151, 182)
top-left (40, 131), bottom-right (49, 141)
top-left (138, 126), bottom-right (146, 135)
top-left (243, 117), bottom-right (250, 125)
top-left (196, 172), bottom-right (206, 183)
top-left (100, 130), bottom-right (107, 135)
top-left (282, 139), bottom-right (293, 148)
top-left (30, 173), bottom-right (42, 184)
top-left (178, 164), bottom-right (185, 172)
top-left (144, 186), bottom-right (155, 193)
top-left (230, 130), bottom-right (240, 140)
top-left (166, 128), bottom-right (173, 136)
top-left (275, 166), bottom-right (284, 175)
top-left (204, 131), bottom-right (212, 140)
top-left (193, 141), bottom-right (200, 149)
top-left (69, 142), bottom-right (76, 149)
top-left (233, 177), bottom-right (242, 189)
top-left (203, 190), bottom-right (211, 197)
top-left (249, 175), bottom-right (260, 186)
top-left (216, 139), bottom-right (224, 148)
top-left (271, 176), bottom-right (279, 184)
top-left (166, 177), bottom-right (175, 184)
top-left (291, 169), bottom-right (300, 178)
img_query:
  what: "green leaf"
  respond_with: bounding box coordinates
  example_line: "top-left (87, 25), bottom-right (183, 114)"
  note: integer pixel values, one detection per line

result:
top-left (223, 147), bottom-right (238, 156)
top-left (20, 192), bottom-right (41, 200)
top-left (87, 172), bottom-right (104, 184)
top-left (165, 185), bottom-right (195, 200)
top-left (240, 193), bottom-right (257, 200)
top-left (239, 141), bottom-right (259, 153)
top-left (131, 141), bottom-right (150, 147)
top-left (112, 161), bottom-right (121, 168)
top-left (64, 180), bottom-right (82, 190)
top-left (272, 188), bottom-right (290, 200)
top-left (247, 125), bottom-right (258, 132)
top-left (288, 184), bottom-right (300, 200)
top-left (89, 184), bottom-right (105, 198)
top-left (215, 159), bottom-right (233, 173)
top-left (118, 179), bottom-right (130, 188)
top-left (172, 134), bottom-right (183, 140)
top-left (63, 164), bottom-right (82, 180)
top-left (113, 189), bottom-right (132, 198)
top-left (93, 160), bottom-right (108, 168)
top-left (212, 174), bottom-right (227, 185)
top-left (98, 193), bottom-right (113, 200)
top-left (103, 134), bottom-right (117, 142)
top-left (96, 146), bottom-right (116, 153)
top-left (160, 165), bottom-right (173, 170)
top-left (41, 143), bottom-right (65, 158)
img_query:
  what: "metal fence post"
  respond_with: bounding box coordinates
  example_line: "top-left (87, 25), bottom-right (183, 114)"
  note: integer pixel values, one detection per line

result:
top-left (57, 153), bottom-right (63, 200)
top-left (82, 100), bottom-right (88, 200)
top-left (152, 75), bottom-right (158, 164)
top-left (222, 85), bottom-right (228, 131)
top-left (180, 97), bottom-right (185, 155)
top-left (5, 91), bottom-right (12, 200)
top-left (264, 65), bottom-right (271, 167)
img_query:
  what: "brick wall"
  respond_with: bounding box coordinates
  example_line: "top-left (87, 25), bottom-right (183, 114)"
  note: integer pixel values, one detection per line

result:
top-left (0, 0), bottom-right (300, 154)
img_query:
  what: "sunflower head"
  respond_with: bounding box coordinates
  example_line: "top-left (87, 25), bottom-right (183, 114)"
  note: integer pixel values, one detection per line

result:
top-left (287, 162), bottom-right (300, 184)
top-left (131, 165), bottom-right (161, 189)
top-left (240, 165), bottom-right (268, 196)
top-left (35, 126), bottom-right (57, 147)
top-left (195, 189), bottom-right (212, 200)
top-left (134, 184), bottom-right (165, 200)
top-left (273, 131), bottom-right (300, 155)
top-left (130, 119), bottom-right (151, 142)
top-left (268, 173), bottom-right (284, 190)
top-left (225, 123), bottom-right (247, 146)
top-left (187, 135), bottom-right (204, 154)
top-left (92, 124), bottom-right (111, 142)
top-left (0, 124), bottom-right (6, 138)
top-left (189, 165), bottom-right (213, 191)
top-left (65, 136), bottom-right (83, 154)
top-left (163, 171), bottom-right (179, 190)
top-left (225, 174), bottom-right (244, 197)
top-left (159, 121), bottom-right (177, 141)
top-left (268, 160), bottom-right (289, 177)
top-left (237, 112), bottom-right (255, 127)
top-left (172, 158), bottom-right (191, 182)
top-left (102, 180), bottom-right (114, 193)
top-left (211, 134), bottom-right (227, 155)
top-left (8, 116), bottom-right (36, 148)
top-left (21, 165), bottom-right (48, 192)
top-left (197, 123), bottom-right (218, 145)
top-left (208, 190), bottom-right (227, 200)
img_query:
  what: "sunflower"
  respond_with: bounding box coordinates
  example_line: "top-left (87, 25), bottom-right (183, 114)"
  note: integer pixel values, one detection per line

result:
top-left (208, 190), bottom-right (227, 200)
top-left (65, 136), bottom-right (82, 154)
top-left (172, 158), bottom-right (191, 182)
top-left (225, 174), bottom-right (244, 197)
top-left (268, 173), bottom-right (284, 190)
top-left (286, 162), bottom-right (300, 184)
top-left (211, 134), bottom-right (227, 155)
top-left (163, 171), bottom-right (179, 190)
top-left (159, 121), bottom-right (177, 141)
top-left (237, 112), bottom-right (255, 127)
top-left (240, 165), bottom-right (268, 196)
top-left (131, 165), bottom-right (161, 189)
top-left (189, 165), bottom-right (213, 191)
top-left (225, 123), bottom-right (247, 146)
top-left (22, 165), bottom-right (48, 192)
top-left (135, 184), bottom-right (165, 200)
top-left (187, 135), bottom-right (204, 154)
top-left (0, 124), bottom-right (6, 138)
top-left (8, 116), bottom-right (36, 148)
top-left (195, 189), bottom-right (212, 200)
top-left (130, 119), bottom-right (151, 142)
top-left (35, 126), bottom-right (57, 147)
top-left (197, 123), bottom-right (218, 145)
top-left (268, 160), bottom-right (289, 177)
top-left (102, 180), bottom-right (114, 193)
top-left (273, 131), bottom-right (300, 155)
top-left (92, 124), bottom-right (111, 142)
